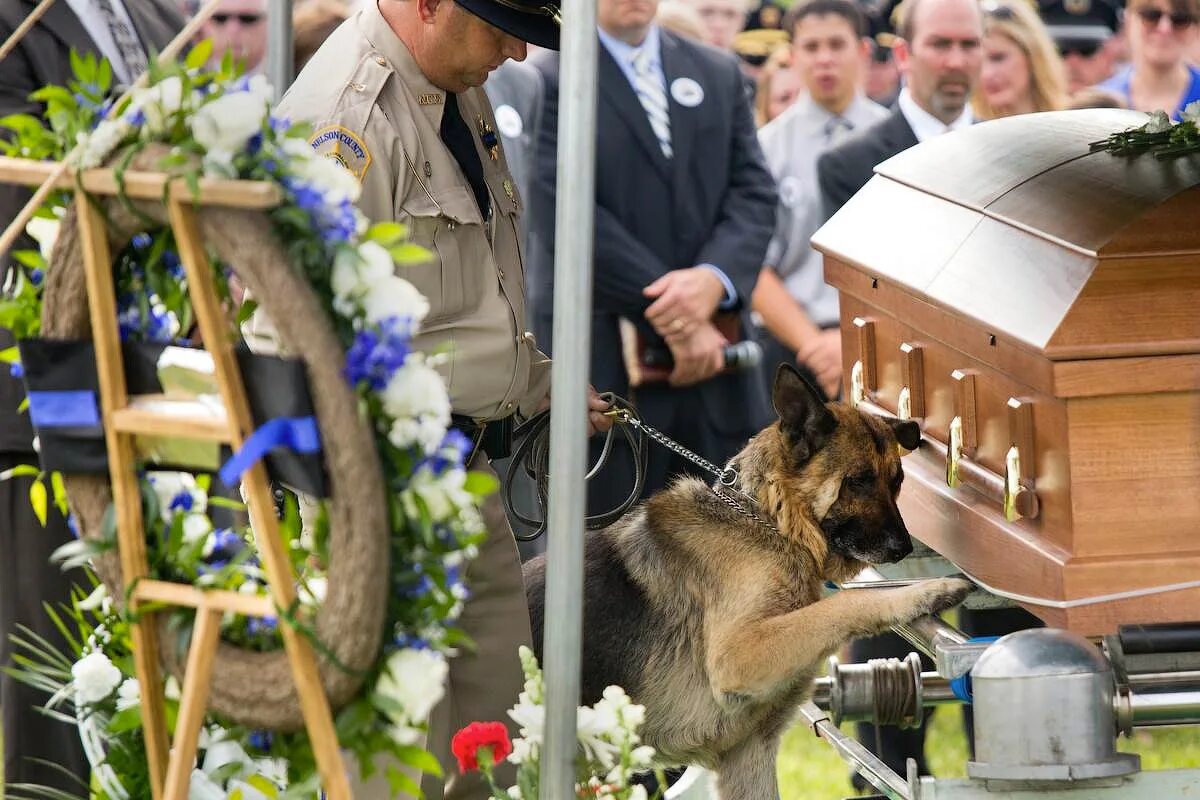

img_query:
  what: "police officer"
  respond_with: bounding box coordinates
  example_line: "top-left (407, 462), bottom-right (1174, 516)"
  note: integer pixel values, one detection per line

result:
top-left (275, 0), bottom-right (611, 796)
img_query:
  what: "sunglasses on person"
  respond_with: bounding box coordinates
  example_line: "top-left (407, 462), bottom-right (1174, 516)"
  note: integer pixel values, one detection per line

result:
top-left (211, 12), bottom-right (264, 25)
top-left (1136, 7), bottom-right (1198, 29)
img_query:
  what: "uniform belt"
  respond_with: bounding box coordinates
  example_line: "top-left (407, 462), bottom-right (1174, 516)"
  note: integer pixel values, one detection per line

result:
top-left (451, 413), bottom-right (514, 460)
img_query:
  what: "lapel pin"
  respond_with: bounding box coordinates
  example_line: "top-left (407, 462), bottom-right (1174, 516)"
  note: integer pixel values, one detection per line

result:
top-left (477, 114), bottom-right (500, 160)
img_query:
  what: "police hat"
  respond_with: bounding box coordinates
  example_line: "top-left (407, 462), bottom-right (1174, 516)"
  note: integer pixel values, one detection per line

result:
top-left (454, 0), bottom-right (562, 50)
top-left (1039, 0), bottom-right (1121, 53)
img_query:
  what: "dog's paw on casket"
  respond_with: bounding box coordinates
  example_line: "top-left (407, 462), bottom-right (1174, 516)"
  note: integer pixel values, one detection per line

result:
top-left (889, 577), bottom-right (974, 623)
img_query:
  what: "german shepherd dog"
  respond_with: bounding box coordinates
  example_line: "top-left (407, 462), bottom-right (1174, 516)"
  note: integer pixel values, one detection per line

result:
top-left (524, 365), bottom-right (972, 799)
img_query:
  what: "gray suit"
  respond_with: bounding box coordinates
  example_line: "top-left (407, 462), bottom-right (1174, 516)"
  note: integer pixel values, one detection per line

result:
top-left (0, 0), bottom-right (183, 790)
top-left (483, 59), bottom-right (543, 221)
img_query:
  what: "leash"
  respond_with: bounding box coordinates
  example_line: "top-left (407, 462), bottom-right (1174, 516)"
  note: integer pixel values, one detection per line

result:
top-left (502, 393), bottom-right (778, 540)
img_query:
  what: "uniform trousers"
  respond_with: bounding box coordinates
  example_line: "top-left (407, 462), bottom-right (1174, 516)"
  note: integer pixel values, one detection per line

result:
top-left (351, 453), bottom-right (533, 799)
top-left (1, 453), bottom-right (89, 793)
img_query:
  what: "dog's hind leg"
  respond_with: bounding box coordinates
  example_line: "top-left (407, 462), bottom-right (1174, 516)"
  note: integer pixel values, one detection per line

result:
top-left (714, 735), bottom-right (780, 800)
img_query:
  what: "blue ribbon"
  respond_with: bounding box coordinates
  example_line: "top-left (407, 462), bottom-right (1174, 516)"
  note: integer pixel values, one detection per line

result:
top-left (27, 390), bottom-right (101, 428)
top-left (219, 416), bottom-right (321, 486)
top-left (949, 636), bottom-right (1002, 703)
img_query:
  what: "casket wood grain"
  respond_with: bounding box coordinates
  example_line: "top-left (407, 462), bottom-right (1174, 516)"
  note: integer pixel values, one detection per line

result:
top-left (813, 109), bottom-right (1200, 634)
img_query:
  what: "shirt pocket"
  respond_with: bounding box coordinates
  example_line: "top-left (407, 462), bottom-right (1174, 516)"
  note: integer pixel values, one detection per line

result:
top-left (398, 185), bottom-right (486, 326)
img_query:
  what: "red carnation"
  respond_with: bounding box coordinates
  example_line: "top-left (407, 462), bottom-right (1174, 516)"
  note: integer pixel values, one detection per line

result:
top-left (451, 721), bottom-right (513, 773)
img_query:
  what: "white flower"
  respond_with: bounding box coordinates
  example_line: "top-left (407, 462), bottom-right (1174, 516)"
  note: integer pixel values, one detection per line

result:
top-left (130, 76), bottom-right (184, 133)
top-left (183, 513), bottom-right (211, 546)
top-left (202, 738), bottom-right (254, 779)
top-left (25, 216), bottom-right (59, 260)
top-left (74, 119), bottom-right (132, 168)
top-left (373, 647), bottom-right (448, 726)
top-left (201, 148), bottom-right (237, 177)
top-left (76, 583), bottom-right (109, 612)
top-left (576, 705), bottom-right (620, 769)
top-left (188, 769), bottom-right (225, 800)
top-left (362, 275), bottom-right (430, 327)
top-left (629, 786), bottom-right (649, 800)
top-left (192, 91), bottom-right (266, 156)
top-left (382, 356), bottom-right (452, 453)
top-left (299, 576), bottom-right (327, 605)
top-left (1144, 110), bottom-right (1173, 134)
top-left (115, 677), bottom-right (141, 712)
top-left (147, 471), bottom-right (207, 522)
top-left (386, 723), bottom-right (423, 746)
top-left (1184, 100), bottom-right (1200, 124)
top-left (407, 465), bottom-right (473, 523)
top-left (291, 151), bottom-right (362, 203)
top-left (242, 74), bottom-right (275, 104)
top-left (71, 651), bottom-right (123, 705)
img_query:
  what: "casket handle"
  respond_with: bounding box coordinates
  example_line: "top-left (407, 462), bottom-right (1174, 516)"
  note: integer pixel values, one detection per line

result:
top-left (946, 416), bottom-right (964, 488)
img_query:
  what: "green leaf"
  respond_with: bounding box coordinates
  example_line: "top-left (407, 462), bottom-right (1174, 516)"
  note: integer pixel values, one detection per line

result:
top-left (0, 463), bottom-right (40, 481)
top-left (29, 86), bottom-right (77, 109)
top-left (463, 470), bottom-right (499, 498)
top-left (236, 298), bottom-right (259, 326)
top-left (244, 775), bottom-right (280, 797)
top-left (50, 471), bottom-right (69, 516)
top-left (335, 697), bottom-right (375, 740)
top-left (393, 744), bottom-right (444, 778)
top-left (366, 221), bottom-right (408, 245)
top-left (106, 707), bottom-right (143, 734)
top-left (96, 58), bottom-right (113, 94)
top-left (0, 346), bottom-right (18, 365)
top-left (29, 478), bottom-right (48, 526)
top-left (384, 766), bottom-right (423, 798)
top-left (69, 49), bottom-right (87, 85)
top-left (389, 243), bottom-right (432, 265)
top-left (185, 40), bottom-right (214, 71)
top-left (12, 250), bottom-right (46, 270)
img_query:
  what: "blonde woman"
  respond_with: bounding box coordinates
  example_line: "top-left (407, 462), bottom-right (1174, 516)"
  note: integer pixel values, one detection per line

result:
top-left (754, 46), bottom-right (804, 126)
top-left (973, 0), bottom-right (1067, 118)
top-left (1098, 0), bottom-right (1200, 118)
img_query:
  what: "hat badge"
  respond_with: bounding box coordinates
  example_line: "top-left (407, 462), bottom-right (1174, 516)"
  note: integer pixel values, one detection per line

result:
top-left (477, 114), bottom-right (500, 161)
top-left (1064, 0), bottom-right (1091, 14)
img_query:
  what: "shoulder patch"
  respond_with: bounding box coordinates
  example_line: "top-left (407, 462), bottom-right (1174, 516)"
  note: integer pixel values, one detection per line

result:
top-left (309, 125), bottom-right (372, 180)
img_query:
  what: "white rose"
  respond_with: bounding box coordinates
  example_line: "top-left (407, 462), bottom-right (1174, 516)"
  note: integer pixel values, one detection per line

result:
top-left (362, 275), bottom-right (430, 326)
top-left (291, 150), bottom-right (361, 203)
top-left (134, 76), bottom-right (184, 134)
top-left (331, 242), bottom-right (397, 308)
top-left (25, 216), bottom-right (60, 260)
top-left (1144, 110), bottom-right (1173, 134)
top-left (147, 471), bottom-right (207, 521)
top-left (202, 738), bottom-right (254, 779)
top-left (72, 651), bottom-right (123, 705)
top-left (243, 74), bottom-right (275, 104)
top-left (1184, 100), bottom-right (1200, 124)
top-left (188, 769), bottom-right (225, 800)
top-left (192, 91), bottom-right (266, 156)
top-left (115, 677), bottom-right (141, 712)
top-left (381, 357), bottom-right (451, 445)
top-left (408, 466), bottom-right (472, 522)
top-left (373, 647), bottom-right (448, 725)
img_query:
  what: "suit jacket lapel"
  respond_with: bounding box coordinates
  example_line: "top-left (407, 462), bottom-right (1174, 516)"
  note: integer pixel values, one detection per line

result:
top-left (33, 0), bottom-right (99, 63)
top-left (659, 31), bottom-right (695, 183)
top-left (599, 43), bottom-right (671, 179)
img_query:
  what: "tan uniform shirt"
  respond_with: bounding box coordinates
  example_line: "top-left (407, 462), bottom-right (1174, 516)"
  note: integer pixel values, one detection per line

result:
top-left (275, 2), bottom-right (551, 421)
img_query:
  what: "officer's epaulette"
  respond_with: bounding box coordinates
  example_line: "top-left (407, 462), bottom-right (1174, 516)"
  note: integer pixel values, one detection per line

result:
top-left (308, 52), bottom-right (392, 182)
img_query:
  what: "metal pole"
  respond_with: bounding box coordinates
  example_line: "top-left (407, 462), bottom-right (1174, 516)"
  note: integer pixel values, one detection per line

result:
top-left (266, 0), bottom-right (293, 101)
top-left (539, 0), bottom-right (598, 797)
top-left (798, 702), bottom-right (913, 800)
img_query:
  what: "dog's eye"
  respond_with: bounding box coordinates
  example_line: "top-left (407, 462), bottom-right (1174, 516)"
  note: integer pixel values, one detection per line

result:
top-left (847, 471), bottom-right (875, 489)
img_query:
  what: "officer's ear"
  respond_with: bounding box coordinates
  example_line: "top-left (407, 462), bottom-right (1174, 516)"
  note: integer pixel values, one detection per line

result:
top-left (415, 0), bottom-right (448, 23)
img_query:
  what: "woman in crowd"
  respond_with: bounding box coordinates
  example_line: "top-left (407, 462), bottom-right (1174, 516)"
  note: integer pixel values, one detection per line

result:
top-left (1097, 0), bottom-right (1200, 117)
top-left (973, 0), bottom-right (1067, 119)
top-left (754, 45), bottom-right (804, 126)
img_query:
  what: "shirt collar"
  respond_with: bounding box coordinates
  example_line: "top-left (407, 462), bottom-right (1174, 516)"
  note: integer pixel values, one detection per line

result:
top-left (897, 88), bottom-right (973, 143)
top-left (597, 23), bottom-right (662, 70)
top-left (358, 0), bottom-right (447, 126)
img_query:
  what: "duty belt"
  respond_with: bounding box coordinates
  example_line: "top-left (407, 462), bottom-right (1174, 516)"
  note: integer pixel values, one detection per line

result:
top-left (451, 413), bottom-right (514, 460)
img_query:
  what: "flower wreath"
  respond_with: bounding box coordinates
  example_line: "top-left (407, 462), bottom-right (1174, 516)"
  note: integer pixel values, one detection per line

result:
top-left (2, 45), bottom-right (488, 796)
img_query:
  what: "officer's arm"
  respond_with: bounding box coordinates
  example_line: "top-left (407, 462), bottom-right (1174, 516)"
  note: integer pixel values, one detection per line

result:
top-left (693, 55), bottom-right (778, 307)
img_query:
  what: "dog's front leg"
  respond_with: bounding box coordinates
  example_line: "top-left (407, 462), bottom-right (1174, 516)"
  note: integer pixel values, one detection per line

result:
top-left (707, 577), bottom-right (970, 705)
top-left (714, 734), bottom-right (780, 800)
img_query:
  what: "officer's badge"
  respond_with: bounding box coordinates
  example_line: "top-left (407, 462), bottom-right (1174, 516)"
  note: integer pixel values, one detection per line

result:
top-left (309, 125), bottom-right (372, 181)
top-left (477, 114), bottom-right (500, 160)
top-left (418, 92), bottom-right (444, 105)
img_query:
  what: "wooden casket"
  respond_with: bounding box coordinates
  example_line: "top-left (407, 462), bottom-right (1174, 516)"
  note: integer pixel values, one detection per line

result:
top-left (812, 109), bottom-right (1200, 635)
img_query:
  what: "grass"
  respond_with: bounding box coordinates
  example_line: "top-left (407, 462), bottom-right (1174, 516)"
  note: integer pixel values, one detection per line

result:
top-left (777, 704), bottom-right (1200, 798)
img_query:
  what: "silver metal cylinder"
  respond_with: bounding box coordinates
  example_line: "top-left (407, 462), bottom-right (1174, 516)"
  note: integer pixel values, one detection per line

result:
top-left (812, 655), bottom-right (961, 726)
top-left (967, 629), bottom-right (1140, 783)
top-left (1116, 686), bottom-right (1200, 733)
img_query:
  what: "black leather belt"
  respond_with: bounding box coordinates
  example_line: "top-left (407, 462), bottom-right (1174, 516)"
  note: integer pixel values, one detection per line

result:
top-left (451, 413), bottom-right (514, 460)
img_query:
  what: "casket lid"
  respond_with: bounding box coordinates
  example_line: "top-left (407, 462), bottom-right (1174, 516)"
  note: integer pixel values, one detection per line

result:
top-left (813, 109), bottom-right (1200, 360)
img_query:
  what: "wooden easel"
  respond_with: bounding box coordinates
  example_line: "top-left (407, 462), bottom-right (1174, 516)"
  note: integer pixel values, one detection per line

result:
top-left (19, 165), bottom-right (352, 800)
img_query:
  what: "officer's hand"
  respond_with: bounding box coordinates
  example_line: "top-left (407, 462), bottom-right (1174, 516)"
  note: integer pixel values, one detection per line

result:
top-left (587, 385), bottom-right (613, 437)
top-left (797, 329), bottom-right (842, 399)
top-left (667, 321), bottom-right (727, 387)
top-left (643, 268), bottom-right (726, 338)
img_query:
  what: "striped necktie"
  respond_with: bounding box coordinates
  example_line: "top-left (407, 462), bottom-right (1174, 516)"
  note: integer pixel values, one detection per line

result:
top-left (93, 0), bottom-right (149, 82)
top-left (630, 46), bottom-right (672, 159)
top-left (823, 116), bottom-right (853, 146)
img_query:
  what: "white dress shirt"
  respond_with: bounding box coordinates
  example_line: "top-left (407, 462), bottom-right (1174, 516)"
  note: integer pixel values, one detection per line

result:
top-left (897, 88), bottom-right (973, 143)
top-left (64, 0), bottom-right (144, 86)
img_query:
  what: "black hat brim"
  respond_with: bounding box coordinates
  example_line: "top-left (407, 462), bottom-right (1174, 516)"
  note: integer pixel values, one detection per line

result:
top-left (454, 0), bottom-right (561, 50)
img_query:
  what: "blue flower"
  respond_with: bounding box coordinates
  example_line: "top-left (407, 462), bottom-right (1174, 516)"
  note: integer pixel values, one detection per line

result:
top-left (283, 178), bottom-right (359, 247)
top-left (131, 233), bottom-right (152, 250)
top-left (269, 116), bottom-right (291, 134)
top-left (208, 527), bottom-right (243, 560)
top-left (343, 319), bottom-right (410, 390)
top-left (161, 250), bottom-right (185, 280)
top-left (400, 574), bottom-right (434, 599)
top-left (8, 362), bottom-right (22, 379)
top-left (66, 513), bottom-right (79, 539)
top-left (29, 268), bottom-right (43, 286)
top-left (248, 730), bottom-right (274, 751)
top-left (247, 615), bottom-right (278, 636)
top-left (124, 108), bottom-right (146, 128)
top-left (246, 131), bottom-right (263, 156)
top-left (421, 429), bottom-right (471, 475)
top-left (394, 633), bottom-right (430, 650)
top-left (168, 490), bottom-right (194, 513)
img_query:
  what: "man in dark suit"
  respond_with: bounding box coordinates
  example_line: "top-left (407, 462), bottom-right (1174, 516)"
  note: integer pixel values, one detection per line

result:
top-left (817, 0), bottom-right (981, 217)
top-left (813, 0), bottom-right (983, 785)
top-left (0, 0), bottom-right (183, 790)
top-left (527, 0), bottom-right (776, 512)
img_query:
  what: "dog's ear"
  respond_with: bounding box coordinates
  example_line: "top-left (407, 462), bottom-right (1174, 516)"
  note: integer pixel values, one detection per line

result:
top-left (885, 417), bottom-right (922, 451)
top-left (773, 363), bottom-right (837, 461)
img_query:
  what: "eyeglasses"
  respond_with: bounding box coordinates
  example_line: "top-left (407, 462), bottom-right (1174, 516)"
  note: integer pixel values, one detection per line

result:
top-left (1136, 7), bottom-right (1197, 29)
top-left (211, 12), bottom-right (264, 25)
